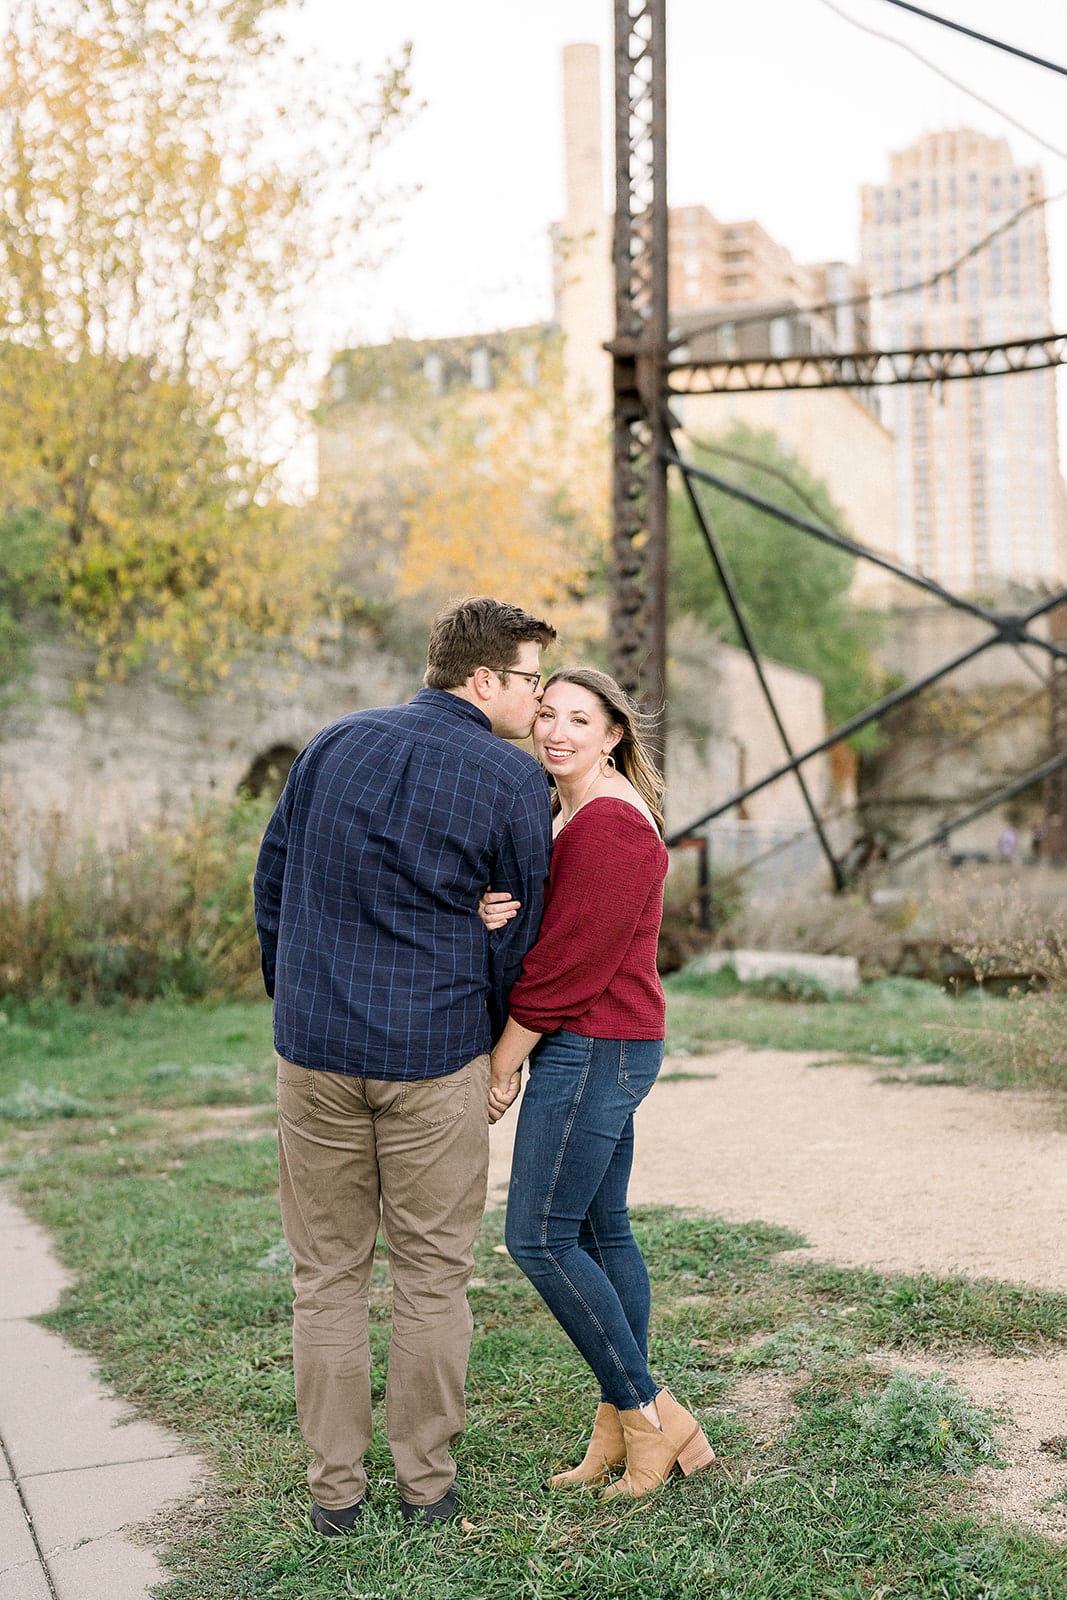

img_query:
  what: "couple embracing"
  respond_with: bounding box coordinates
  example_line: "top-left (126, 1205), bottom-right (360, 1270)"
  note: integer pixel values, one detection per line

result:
top-left (253, 596), bottom-right (714, 1535)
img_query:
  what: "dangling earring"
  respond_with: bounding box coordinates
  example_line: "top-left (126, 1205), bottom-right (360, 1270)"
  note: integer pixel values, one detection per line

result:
top-left (601, 752), bottom-right (617, 773)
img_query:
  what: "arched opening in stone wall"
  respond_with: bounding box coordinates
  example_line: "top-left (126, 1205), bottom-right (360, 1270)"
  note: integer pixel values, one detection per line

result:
top-left (241, 745), bottom-right (299, 801)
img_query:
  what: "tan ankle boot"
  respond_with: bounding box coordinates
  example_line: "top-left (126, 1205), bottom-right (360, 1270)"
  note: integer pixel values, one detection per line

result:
top-left (601, 1388), bottom-right (715, 1501)
top-left (549, 1402), bottom-right (626, 1488)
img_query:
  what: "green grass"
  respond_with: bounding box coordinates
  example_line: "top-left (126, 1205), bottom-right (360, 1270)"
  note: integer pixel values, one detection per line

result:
top-left (663, 971), bottom-right (992, 1068)
top-left (0, 995), bottom-right (275, 1114)
top-left (2, 994), bottom-right (1067, 1598)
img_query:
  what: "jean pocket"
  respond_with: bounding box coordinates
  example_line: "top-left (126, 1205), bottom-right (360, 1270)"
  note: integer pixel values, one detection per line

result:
top-left (617, 1040), bottom-right (663, 1103)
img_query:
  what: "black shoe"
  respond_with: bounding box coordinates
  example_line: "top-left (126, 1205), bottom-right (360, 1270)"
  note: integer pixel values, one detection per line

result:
top-left (310, 1497), bottom-right (367, 1536)
top-left (398, 1484), bottom-right (458, 1524)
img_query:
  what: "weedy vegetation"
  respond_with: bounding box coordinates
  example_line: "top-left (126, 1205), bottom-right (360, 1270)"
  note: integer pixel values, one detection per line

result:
top-left (2, 995), bottom-right (1066, 1597)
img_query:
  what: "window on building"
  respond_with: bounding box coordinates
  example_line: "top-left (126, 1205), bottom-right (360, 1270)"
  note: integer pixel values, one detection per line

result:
top-left (769, 316), bottom-right (792, 357)
top-left (470, 348), bottom-right (492, 390)
top-left (423, 352), bottom-right (444, 396)
top-left (519, 347), bottom-right (540, 388)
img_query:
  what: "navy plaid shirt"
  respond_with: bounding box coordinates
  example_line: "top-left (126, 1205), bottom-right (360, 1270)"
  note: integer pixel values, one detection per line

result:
top-left (253, 688), bottom-right (553, 1081)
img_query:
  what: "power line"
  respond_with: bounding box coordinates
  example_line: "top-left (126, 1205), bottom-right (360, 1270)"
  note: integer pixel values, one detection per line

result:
top-left (677, 1), bottom-right (1067, 353)
top-left (817, 0), bottom-right (1067, 162)
top-left (681, 441), bottom-right (844, 531)
top-left (885, 185), bottom-right (1067, 299)
top-left (875, 0), bottom-right (1067, 77)
top-left (671, 184), bottom-right (1066, 351)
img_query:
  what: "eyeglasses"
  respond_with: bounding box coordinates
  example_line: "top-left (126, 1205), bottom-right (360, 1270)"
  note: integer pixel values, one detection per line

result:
top-left (502, 669), bottom-right (541, 691)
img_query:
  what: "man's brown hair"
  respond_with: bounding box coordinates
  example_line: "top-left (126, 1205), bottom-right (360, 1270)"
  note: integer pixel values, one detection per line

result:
top-left (423, 596), bottom-right (556, 690)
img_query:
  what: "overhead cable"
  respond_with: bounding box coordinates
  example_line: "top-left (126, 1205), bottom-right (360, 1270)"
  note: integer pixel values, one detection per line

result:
top-left (671, 184), bottom-right (1067, 351)
top-left (875, 0), bottom-right (1067, 77)
top-left (817, 0), bottom-right (1067, 162)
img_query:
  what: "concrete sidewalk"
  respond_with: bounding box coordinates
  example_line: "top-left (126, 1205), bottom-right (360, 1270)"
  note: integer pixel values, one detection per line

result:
top-left (0, 1189), bottom-right (206, 1600)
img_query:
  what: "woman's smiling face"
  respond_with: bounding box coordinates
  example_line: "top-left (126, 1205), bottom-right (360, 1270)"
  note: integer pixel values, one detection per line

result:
top-left (532, 681), bottom-right (620, 784)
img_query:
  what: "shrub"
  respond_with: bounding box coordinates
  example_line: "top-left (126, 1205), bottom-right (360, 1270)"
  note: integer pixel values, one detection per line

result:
top-left (855, 1368), bottom-right (1001, 1476)
top-left (946, 883), bottom-right (1067, 1090)
top-left (734, 1320), bottom-right (857, 1375)
top-left (0, 790), bottom-right (273, 1003)
top-left (0, 1080), bottom-right (95, 1121)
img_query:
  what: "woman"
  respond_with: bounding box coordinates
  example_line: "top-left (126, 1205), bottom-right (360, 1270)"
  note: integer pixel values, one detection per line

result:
top-left (482, 667), bottom-right (715, 1501)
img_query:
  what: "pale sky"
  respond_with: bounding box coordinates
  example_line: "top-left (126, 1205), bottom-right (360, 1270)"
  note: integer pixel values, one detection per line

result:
top-left (290, 0), bottom-right (1067, 352)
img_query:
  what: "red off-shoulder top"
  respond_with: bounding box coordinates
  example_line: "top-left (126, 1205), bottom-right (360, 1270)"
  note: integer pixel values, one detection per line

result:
top-left (507, 797), bottom-right (668, 1039)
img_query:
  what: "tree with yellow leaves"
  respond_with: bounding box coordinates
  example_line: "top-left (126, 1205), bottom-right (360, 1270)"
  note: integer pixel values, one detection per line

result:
top-left (0, 0), bottom-right (411, 688)
top-left (320, 332), bottom-right (608, 649)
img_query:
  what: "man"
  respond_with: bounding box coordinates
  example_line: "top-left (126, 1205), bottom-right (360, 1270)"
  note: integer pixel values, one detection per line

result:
top-left (253, 596), bottom-right (555, 1532)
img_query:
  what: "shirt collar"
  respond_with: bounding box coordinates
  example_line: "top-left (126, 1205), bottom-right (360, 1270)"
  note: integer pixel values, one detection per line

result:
top-left (412, 686), bottom-right (492, 732)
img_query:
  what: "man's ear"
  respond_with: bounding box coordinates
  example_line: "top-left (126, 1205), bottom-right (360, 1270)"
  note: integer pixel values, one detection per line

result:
top-left (470, 665), bottom-right (497, 703)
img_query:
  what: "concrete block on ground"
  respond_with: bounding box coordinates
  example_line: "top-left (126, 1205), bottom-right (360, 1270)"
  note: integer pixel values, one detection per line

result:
top-left (0, 1191), bottom-right (73, 1319)
top-left (689, 948), bottom-right (861, 993)
top-left (0, 1321), bottom-right (188, 1477)
top-left (23, 1454), bottom-right (205, 1553)
top-left (0, 1481), bottom-right (51, 1600)
top-left (48, 1531), bottom-right (166, 1600)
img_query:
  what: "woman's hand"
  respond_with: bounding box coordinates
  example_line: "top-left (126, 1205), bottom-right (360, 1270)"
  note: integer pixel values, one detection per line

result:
top-left (478, 888), bottom-right (521, 931)
top-left (487, 1020), bottom-right (540, 1122)
top-left (488, 1060), bottom-right (523, 1124)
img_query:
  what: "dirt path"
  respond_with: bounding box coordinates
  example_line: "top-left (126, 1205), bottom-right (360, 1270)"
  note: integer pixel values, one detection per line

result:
top-left (487, 1047), bottom-right (1067, 1540)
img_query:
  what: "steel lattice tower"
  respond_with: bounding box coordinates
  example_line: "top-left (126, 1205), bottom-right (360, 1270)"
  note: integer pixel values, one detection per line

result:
top-left (610, 0), bottom-right (669, 758)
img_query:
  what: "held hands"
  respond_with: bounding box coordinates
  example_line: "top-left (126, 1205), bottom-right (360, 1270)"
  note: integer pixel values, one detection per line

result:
top-left (478, 888), bottom-right (521, 931)
top-left (487, 1022), bottom-right (538, 1123)
top-left (488, 1059), bottom-right (523, 1124)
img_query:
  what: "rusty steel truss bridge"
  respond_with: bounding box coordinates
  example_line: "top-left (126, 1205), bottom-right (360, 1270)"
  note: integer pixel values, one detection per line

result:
top-left (608, 0), bottom-right (1067, 882)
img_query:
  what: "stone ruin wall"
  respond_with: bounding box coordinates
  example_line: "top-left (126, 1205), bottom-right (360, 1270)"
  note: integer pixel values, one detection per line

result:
top-left (0, 632), bottom-right (834, 877)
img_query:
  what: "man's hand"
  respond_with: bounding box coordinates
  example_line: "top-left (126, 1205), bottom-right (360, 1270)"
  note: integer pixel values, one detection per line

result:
top-left (488, 1063), bottom-right (522, 1124)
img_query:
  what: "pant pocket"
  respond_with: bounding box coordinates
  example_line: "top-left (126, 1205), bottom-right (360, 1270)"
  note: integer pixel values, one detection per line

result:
top-left (276, 1057), bottom-right (317, 1127)
top-left (397, 1055), bottom-right (486, 1128)
top-left (617, 1039), bottom-right (663, 1103)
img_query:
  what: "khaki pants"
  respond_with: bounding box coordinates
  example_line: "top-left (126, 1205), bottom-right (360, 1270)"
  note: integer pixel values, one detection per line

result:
top-left (276, 1053), bottom-right (490, 1509)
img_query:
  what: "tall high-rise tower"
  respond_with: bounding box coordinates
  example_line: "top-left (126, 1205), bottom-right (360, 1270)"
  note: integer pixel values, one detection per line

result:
top-left (861, 129), bottom-right (1066, 591)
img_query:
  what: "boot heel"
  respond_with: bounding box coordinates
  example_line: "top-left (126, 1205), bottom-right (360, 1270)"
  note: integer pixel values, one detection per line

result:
top-left (675, 1429), bottom-right (715, 1476)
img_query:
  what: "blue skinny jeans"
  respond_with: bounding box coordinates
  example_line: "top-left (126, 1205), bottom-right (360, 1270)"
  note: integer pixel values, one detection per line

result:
top-left (504, 1030), bottom-right (664, 1410)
